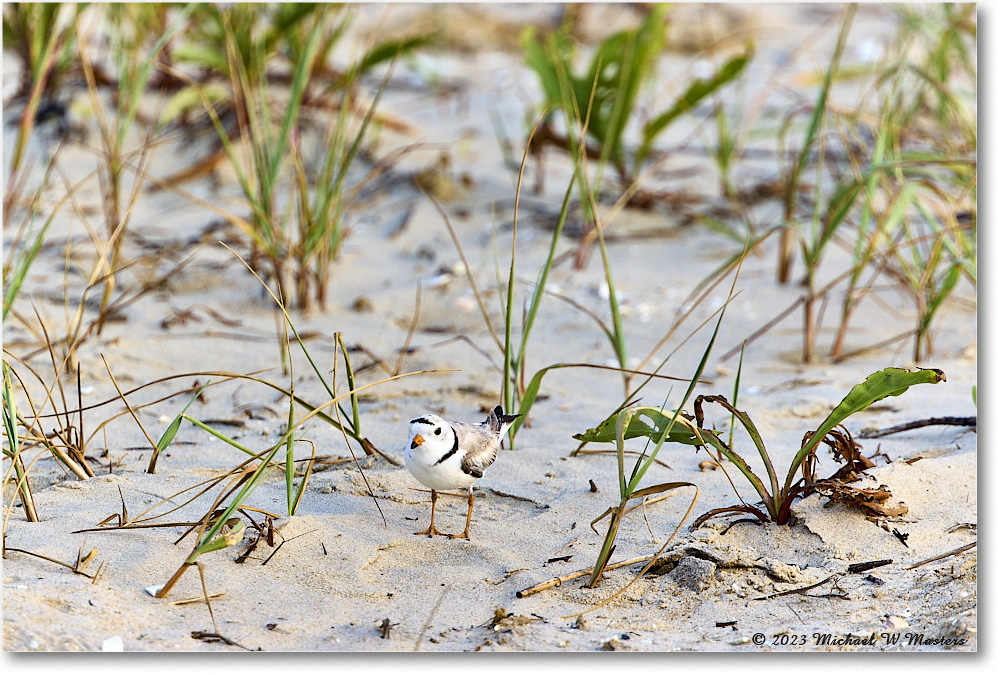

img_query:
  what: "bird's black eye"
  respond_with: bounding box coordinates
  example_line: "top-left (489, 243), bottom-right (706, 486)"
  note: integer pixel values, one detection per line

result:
top-left (434, 427), bottom-right (442, 435)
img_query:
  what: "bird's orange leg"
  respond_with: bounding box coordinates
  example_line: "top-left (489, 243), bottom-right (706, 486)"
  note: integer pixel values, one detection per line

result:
top-left (414, 489), bottom-right (447, 537)
top-left (449, 490), bottom-right (475, 540)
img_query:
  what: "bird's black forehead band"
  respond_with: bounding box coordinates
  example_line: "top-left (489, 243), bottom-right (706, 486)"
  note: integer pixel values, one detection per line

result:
top-left (410, 417), bottom-right (435, 427)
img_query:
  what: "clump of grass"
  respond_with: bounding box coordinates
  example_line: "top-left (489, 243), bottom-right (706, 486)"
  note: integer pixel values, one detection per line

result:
top-left (576, 366), bottom-right (946, 531)
top-left (429, 106), bottom-right (696, 450)
top-left (170, 3), bottom-right (428, 309)
top-left (46, 258), bottom-right (434, 598)
top-left (565, 245), bottom-right (749, 587)
top-left (2, 140), bottom-right (69, 322)
top-left (75, 5), bottom-right (192, 334)
top-left (521, 6), bottom-right (752, 203)
top-left (765, 4), bottom-right (974, 362)
top-left (3, 360), bottom-right (39, 523)
top-left (828, 4), bottom-right (975, 362)
top-left (2, 2), bottom-right (81, 197)
top-left (2, 314), bottom-right (95, 488)
top-left (140, 349), bottom-right (426, 596)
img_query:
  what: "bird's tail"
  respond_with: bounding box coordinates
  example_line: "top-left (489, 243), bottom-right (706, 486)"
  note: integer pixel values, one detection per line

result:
top-left (487, 405), bottom-right (522, 434)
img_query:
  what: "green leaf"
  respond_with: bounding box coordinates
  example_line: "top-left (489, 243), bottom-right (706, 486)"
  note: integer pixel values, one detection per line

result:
top-left (572, 406), bottom-right (702, 446)
top-left (783, 367), bottom-right (946, 493)
top-left (190, 518), bottom-right (246, 562)
top-left (923, 262), bottom-right (963, 332)
top-left (521, 25), bottom-right (572, 108)
top-left (577, 402), bottom-right (777, 520)
top-left (696, 395), bottom-right (780, 505)
top-left (3, 362), bottom-right (18, 457)
top-left (349, 34), bottom-right (433, 81)
top-left (149, 384), bottom-right (207, 473)
top-left (637, 47), bottom-right (753, 167)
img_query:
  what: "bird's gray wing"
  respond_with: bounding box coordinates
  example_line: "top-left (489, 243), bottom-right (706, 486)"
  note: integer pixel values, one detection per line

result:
top-left (454, 423), bottom-right (499, 479)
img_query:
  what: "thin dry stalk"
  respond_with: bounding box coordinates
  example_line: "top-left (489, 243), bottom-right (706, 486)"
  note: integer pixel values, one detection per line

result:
top-left (516, 554), bottom-right (657, 598)
top-left (393, 283), bottom-right (421, 377)
top-left (101, 354), bottom-right (159, 454)
top-left (903, 542), bottom-right (976, 570)
top-left (3, 544), bottom-right (101, 580)
top-left (419, 186), bottom-right (503, 352)
top-left (568, 485), bottom-right (699, 617)
top-left (413, 584), bottom-right (449, 652)
top-left (332, 337), bottom-right (387, 526)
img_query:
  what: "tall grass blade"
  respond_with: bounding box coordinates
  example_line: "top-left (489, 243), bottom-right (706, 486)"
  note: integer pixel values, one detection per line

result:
top-left (637, 47), bottom-right (753, 168)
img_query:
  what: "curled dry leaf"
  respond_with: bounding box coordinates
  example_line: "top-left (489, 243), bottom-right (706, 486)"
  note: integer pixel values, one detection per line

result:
top-left (813, 481), bottom-right (908, 519)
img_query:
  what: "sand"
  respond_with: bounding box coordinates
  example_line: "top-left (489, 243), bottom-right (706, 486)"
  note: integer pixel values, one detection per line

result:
top-left (2, 3), bottom-right (977, 654)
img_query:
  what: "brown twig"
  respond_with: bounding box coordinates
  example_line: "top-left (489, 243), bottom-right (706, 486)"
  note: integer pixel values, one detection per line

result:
top-left (904, 542), bottom-right (976, 570)
top-left (859, 416), bottom-right (976, 439)
top-left (753, 574), bottom-right (840, 600)
top-left (516, 554), bottom-right (656, 598)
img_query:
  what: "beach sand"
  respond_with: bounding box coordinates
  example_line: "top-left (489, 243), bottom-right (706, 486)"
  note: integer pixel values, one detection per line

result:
top-left (2, 3), bottom-right (976, 652)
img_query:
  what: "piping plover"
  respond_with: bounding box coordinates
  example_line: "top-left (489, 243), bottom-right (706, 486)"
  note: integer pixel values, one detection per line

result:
top-left (405, 405), bottom-right (521, 539)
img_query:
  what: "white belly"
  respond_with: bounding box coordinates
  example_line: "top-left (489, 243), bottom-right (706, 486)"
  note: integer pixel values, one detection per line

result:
top-left (405, 444), bottom-right (477, 491)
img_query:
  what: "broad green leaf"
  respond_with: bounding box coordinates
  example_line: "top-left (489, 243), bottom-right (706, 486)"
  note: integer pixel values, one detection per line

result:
top-left (783, 367), bottom-right (946, 493)
top-left (573, 406), bottom-right (702, 446)
top-left (350, 34), bottom-right (433, 79)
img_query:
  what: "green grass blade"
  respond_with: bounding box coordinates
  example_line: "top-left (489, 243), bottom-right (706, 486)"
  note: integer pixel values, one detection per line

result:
top-left (638, 47), bottom-right (753, 168)
top-left (336, 333), bottom-right (362, 438)
top-left (115, 4), bottom-right (195, 146)
top-left (517, 163), bottom-right (579, 376)
top-left (285, 385), bottom-right (296, 512)
top-left (268, 15), bottom-right (324, 185)
top-left (149, 384), bottom-right (208, 473)
top-left (922, 261), bottom-right (963, 333)
top-left (696, 395), bottom-right (779, 505)
top-left (289, 440), bottom-right (316, 516)
top-left (197, 442), bottom-right (285, 548)
top-left (623, 287), bottom-right (732, 496)
top-left (787, 5), bottom-right (856, 206)
top-left (180, 416), bottom-right (254, 456)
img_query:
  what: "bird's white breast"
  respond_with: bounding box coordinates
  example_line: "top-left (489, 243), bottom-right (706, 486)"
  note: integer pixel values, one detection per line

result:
top-left (404, 436), bottom-right (478, 491)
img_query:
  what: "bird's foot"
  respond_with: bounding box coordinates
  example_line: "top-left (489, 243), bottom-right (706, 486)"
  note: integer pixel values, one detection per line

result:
top-left (414, 525), bottom-right (447, 538)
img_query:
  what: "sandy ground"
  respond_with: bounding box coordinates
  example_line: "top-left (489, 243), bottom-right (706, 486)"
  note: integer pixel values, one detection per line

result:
top-left (2, 3), bottom-right (978, 653)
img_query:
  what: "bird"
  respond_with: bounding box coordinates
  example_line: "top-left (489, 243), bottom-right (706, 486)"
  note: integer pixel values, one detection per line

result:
top-left (404, 405), bottom-right (521, 539)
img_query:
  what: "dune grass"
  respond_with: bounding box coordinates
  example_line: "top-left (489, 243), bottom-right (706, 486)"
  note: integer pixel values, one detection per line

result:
top-left (521, 6), bottom-right (752, 198)
top-left (1, 2), bottom-right (80, 197)
top-left (770, 4), bottom-right (974, 362)
top-left (517, 4), bottom-right (974, 365)
top-left (167, 3), bottom-right (428, 309)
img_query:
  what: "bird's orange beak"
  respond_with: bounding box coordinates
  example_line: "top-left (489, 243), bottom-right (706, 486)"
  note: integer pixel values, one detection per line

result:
top-left (410, 434), bottom-right (425, 449)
